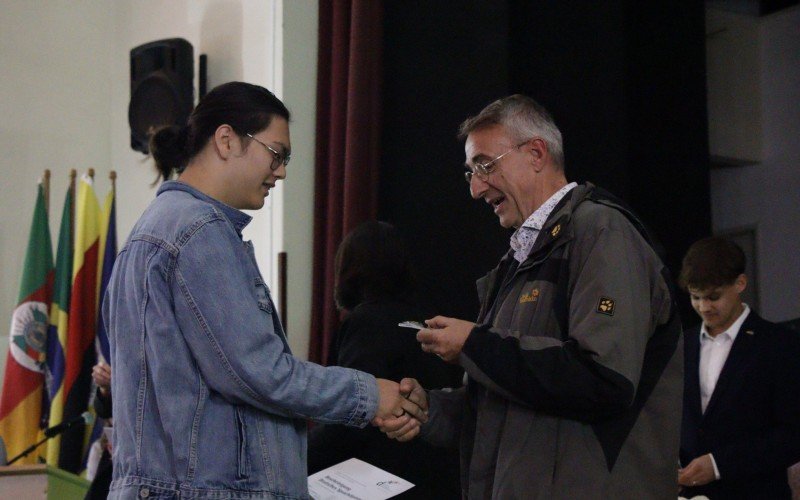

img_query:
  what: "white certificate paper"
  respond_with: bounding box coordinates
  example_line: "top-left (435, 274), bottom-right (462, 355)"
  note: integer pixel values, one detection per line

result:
top-left (308, 458), bottom-right (414, 500)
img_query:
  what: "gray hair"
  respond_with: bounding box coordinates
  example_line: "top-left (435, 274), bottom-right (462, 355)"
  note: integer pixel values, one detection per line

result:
top-left (458, 94), bottom-right (564, 169)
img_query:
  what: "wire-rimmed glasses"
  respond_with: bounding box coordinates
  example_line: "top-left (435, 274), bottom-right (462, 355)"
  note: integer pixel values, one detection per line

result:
top-left (246, 133), bottom-right (291, 171)
top-left (464, 140), bottom-right (529, 183)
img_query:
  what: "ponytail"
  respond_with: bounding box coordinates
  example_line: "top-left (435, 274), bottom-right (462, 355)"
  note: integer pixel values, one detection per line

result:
top-left (149, 125), bottom-right (190, 182)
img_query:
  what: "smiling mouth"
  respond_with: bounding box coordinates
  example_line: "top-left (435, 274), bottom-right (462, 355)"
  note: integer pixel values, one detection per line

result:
top-left (489, 196), bottom-right (506, 212)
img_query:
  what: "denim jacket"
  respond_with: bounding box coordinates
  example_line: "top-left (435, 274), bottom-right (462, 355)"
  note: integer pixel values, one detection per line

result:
top-left (103, 181), bottom-right (378, 499)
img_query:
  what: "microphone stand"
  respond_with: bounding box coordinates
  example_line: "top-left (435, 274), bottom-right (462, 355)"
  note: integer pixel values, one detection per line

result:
top-left (6, 435), bottom-right (50, 465)
top-left (5, 412), bottom-right (94, 465)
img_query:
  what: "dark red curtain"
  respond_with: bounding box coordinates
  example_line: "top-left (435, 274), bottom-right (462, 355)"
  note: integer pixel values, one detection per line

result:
top-left (309, 1), bottom-right (383, 364)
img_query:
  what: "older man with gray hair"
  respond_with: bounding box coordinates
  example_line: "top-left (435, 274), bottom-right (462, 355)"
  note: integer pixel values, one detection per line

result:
top-left (378, 95), bottom-right (683, 499)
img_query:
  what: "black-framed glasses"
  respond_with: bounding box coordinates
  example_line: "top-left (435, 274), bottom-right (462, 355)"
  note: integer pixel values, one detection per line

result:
top-left (246, 133), bottom-right (291, 171)
top-left (464, 140), bottom-right (529, 183)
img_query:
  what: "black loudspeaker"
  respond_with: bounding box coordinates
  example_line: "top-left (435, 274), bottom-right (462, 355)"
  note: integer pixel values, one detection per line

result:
top-left (129, 38), bottom-right (194, 154)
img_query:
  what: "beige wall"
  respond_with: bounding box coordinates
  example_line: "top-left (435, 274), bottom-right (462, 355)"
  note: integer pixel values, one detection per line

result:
top-left (709, 6), bottom-right (800, 321)
top-left (0, 0), bottom-right (318, 384)
top-left (0, 1), bottom-right (114, 383)
top-left (281, 1), bottom-right (318, 360)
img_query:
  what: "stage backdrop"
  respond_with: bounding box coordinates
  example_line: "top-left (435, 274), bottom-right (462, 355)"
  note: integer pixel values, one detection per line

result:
top-left (378, 0), bottom-right (710, 325)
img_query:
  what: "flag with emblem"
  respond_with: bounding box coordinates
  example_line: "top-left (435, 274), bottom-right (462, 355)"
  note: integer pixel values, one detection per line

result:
top-left (59, 174), bottom-right (101, 473)
top-left (44, 186), bottom-right (74, 466)
top-left (0, 182), bottom-right (54, 465)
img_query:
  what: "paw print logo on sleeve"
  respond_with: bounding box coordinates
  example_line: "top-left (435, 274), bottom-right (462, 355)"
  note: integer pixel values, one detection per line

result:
top-left (596, 297), bottom-right (615, 316)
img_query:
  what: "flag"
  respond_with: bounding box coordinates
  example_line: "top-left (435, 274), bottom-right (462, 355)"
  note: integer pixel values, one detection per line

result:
top-left (59, 174), bottom-right (101, 473)
top-left (44, 186), bottom-right (74, 466)
top-left (95, 189), bottom-right (116, 365)
top-left (81, 187), bottom-right (117, 469)
top-left (0, 182), bottom-right (54, 465)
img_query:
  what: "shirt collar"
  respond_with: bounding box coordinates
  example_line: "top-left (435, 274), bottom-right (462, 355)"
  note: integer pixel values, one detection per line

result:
top-left (157, 180), bottom-right (252, 234)
top-left (522, 182), bottom-right (577, 232)
top-left (700, 303), bottom-right (751, 343)
top-left (510, 182), bottom-right (577, 259)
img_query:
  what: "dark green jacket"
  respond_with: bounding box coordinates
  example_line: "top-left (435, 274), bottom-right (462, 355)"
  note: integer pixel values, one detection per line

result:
top-left (422, 183), bottom-right (683, 499)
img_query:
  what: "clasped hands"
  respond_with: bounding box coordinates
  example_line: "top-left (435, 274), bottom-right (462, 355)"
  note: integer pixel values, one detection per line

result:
top-left (372, 316), bottom-right (475, 441)
top-left (372, 378), bottom-right (428, 442)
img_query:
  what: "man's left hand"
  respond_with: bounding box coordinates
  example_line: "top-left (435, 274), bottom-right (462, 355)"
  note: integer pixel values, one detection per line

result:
top-left (416, 316), bottom-right (474, 363)
top-left (678, 454), bottom-right (716, 488)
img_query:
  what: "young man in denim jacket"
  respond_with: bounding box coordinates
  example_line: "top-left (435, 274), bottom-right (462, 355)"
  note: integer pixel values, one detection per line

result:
top-left (104, 82), bottom-right (425, 499)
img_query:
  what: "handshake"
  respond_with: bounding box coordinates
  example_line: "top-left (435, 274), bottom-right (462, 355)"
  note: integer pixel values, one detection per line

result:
top-left (372, 378), bottom-right (428, 442)
top-left (369, 316), bottom-right (477, 442)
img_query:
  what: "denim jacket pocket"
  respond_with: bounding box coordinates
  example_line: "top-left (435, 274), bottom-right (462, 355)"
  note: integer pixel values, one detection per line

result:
top-left (254, 277), bottom-right (273, 314)
top-left (235, 406), bottom-right (250, 479)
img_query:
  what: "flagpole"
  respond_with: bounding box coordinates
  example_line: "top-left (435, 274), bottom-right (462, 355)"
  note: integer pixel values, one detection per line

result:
top-left (43, 169), bottom-right (51, 215)
top-left (110, 170), bottom-right (116, 196)
top-left (88, 168), bottom-right (95, 181)
top-left (69, 169), bottom-right (76, 251)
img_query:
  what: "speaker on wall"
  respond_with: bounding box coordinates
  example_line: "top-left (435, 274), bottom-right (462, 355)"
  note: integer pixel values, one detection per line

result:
top-left (129, 38), bottom-right (194, 154)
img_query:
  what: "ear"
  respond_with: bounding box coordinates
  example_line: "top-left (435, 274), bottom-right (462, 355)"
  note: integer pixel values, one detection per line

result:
top-left (212, 124), bottom-right (236, 160)
top-left (734, 273), bottom-right (747, 294)
top-left (526, 138), bottom-right (548, 172)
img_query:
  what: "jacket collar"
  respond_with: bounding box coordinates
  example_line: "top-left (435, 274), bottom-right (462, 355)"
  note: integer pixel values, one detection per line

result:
top-left (476, 183), bottom-right (593, 317)
top-left (510, 182), bottom-right (577, 262)
top-left (516, 182), bottom-right (596, 270)
top-left (158, 180), bottom-right (252, 235)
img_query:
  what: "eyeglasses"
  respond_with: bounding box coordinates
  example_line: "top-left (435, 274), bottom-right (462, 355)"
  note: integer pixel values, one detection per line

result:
top-left (246, 133), bottom-right (291, 171)
top-left (464, 140), bottom-right (529, 183)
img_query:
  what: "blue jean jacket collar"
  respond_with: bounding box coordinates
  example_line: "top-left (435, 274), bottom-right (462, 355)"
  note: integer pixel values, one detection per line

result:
top-left (158, 180), bottom-right (252, 235)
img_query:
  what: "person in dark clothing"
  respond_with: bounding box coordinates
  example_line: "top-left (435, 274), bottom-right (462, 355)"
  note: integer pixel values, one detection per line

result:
top-left (376, 95), bottom-right (683, 499)
top-left (307, 221), bottom-right (463, 499)
top-left (678, 237), bottom-right (800, 499)
top-left (85, 361), bottom-right (112, 500)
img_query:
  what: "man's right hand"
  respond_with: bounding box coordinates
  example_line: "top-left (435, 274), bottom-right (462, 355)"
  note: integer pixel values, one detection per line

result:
top-left (678, 454), bottom-right (716, 488)
top-left (375, 378), bottom-right (428, 442)
top-left (374, 378), bottom-right (428, 425)
top-left (92, 361), bottom-right (112, 396)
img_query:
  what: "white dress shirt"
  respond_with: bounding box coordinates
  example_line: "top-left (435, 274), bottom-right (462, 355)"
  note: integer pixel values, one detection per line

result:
top-left (698, 303), bottom-right (750, 479)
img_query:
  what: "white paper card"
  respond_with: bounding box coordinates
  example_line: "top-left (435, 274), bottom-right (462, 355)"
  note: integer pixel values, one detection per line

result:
top-left (308, 458), bottom-right (414, 500)
top-left (398, 320), bottom-right (425, 330)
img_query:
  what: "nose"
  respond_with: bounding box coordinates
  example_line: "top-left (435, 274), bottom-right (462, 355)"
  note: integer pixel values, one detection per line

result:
top-left (697, 299), bottom-right (712, 313)
top-left (273, 163), bottom-right (287, 181)
top-left (469, 174), bottom-right (488, 200)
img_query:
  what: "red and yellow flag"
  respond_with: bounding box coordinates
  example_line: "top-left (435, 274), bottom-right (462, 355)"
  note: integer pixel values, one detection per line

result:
top-left (0, 182), bottom-right (54, 464)
top-left (59, 174), bottom-right (101, 473)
